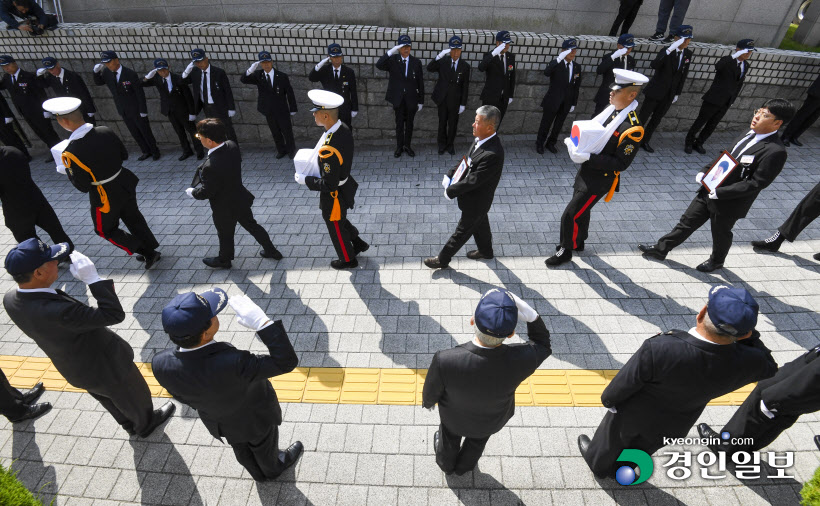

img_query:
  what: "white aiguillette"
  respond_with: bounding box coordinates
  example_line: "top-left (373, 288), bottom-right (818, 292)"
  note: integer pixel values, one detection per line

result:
top-left (293, 148), bottom-right (320, 178)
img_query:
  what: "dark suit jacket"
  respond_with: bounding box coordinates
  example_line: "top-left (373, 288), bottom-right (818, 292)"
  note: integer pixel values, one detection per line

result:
top-left (758, 346), bottom-right (820, 415)
top-left (151, 320), bottom-right (298, 443)
top-left (92, 65), bottom-right (147, 118)
top-left (141, 72), bottom-right (195, 117)
top-left (445, 134), bottom-right (505, 216)
top-left (182, 65), bottom-right (235, 115)
top-left (541, 58), bottom-right (582, 111)
top-left (240, 68), bottom-right (297, 118)
top-left (0, 91), bottom-right (12, 118)
top-left (192, 141), bottom-right (254, 223)
top-left (601, 330), bottom-right (777, 444)
top-left (427, 56), bottom-right (470, 108)
top-left (422, 317), bottom-right (552, 438)
top-left (40, 69), bottom-right (97, 115)
top-left (0, 146), bottom-right (50, 227)
top-left (595, 51), bottom-right (636, 106)
top-left (807, 74), bottom-right (820, 99)
top-left (702, 55), bottom-right (750, 107)
top-left (375, 53), bottom-right (424, 107)
top-left (0, 69), bottom-right (50, 117)
top-left (3, 280), bottom-right (136, 392)
top-left (478, 51), bottom-right (515, 103)
top-left (574, 109), bottom-right (642, 194)
top-left (308, 64), bottom-right (359, 112)
top-left (643, 47), bottom-right (692, 101)
top-left (305, 122), bottom-right (356, 218)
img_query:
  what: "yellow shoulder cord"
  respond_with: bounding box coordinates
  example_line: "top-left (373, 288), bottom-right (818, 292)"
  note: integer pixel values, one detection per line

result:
top-left (61, 151), bottom-right (111, 213)
top-left (604, 125), bottom-right (645, 202)
top-left (318, 145), bottom-right (345, 221)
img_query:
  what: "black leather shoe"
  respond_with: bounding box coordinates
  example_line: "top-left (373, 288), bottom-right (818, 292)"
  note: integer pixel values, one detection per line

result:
top-left (404, 146), bottom-right (415, 157)
top-left (136, 255), bottom-right (145, 262)
top-left (433, 430), bottom-right (440, 454)
top-left (203, 257), bottom-right (231, 269)
top-left (696, 258), bottom-right (723, 272)
top-left (178, 152), bottom-right (193, 161)
top-left (815, 435), bottom-right (820, 451)
top-left (394, 147), bottom-right (403, 158)
top-left (638, 244), bottom-right (666, 260)
top-left (684, 144), bottom-right (693, 154)
top-left (814, 252), bottom-right (820, 261)
top-left (536, 142), bottom-right (545, 155)
top-left (20, 383), bottom-right (45, 404)
top-left (152, 152), bottom-right (161, 161)
top-left (353, 239), bottom-right (370, 255)
top-left (260, 248), bottom-right (283, 260)
top-left (577, 434), bottom-right (591, 457)
top-left (139, 402), bottom-right (175, 438)
top-left (782, 137), bottom-right (791, 147)
top-left (144, 251), bottom-right (161, 270)
top-left (331, 258), bottom-right (358, 269)
top-left (275, 152), bottom-right (288, 160)
top-left (43, 156), bottom-right (52, 164)
top-left (545, 143), bottom-right (558, 154)
top-left (277, 441), bottom-right (304, 475)
top-left (694, 143), bottom-right (706, 155)
top-left (792, 138), bottom-right (803, 147)
top-left (447, 145), bottom-right (455, 155)
top-left (466, 249), bottom-right (493, 260)
top-left (8, 402), bottom-right (51, 423)
top-left (424, 256), bottom-right (448, 269)
top-left (697, 423), bottom-right (725, 454)
top-left (545, 247), bottom-right (572, 266)
top-left (751, 232), bottom-right (783, 252)
top-left (641, 143), bottom-right (654, 153)
top-left (438, 147), bottom-right (446, 155)
top-left (137, 153), bottom-right (151, 161)
top-left (196, 151), bottom-right (205, 160)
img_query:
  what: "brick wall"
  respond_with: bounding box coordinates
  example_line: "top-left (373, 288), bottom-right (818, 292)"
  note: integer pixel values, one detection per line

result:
top-left (2, 22), bottom-right (819, 151)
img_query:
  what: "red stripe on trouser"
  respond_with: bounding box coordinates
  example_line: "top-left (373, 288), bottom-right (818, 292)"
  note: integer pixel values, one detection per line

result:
top-left (95, 207), bottom-right (133, 255)
top-left (334, 221), bottom-right (350, 262)
top-left (572, 195), bottom-right (598, 250)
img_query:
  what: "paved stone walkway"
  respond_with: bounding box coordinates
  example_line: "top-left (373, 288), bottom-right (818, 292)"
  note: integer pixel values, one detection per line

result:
top-left (0, 129), bottom-right (818, 505)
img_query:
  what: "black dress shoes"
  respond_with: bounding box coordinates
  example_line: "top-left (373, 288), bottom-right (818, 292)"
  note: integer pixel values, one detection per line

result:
top-left (275, 152), bottom-right (288, 160)
top-left (693, 143), bottom-right (706, 155)
top-left (135, 255), bottom-right (145, 262)
top-left (43, 156), bottom-right (52, 164)
top-left (545, 247), bottom-right (572, 266)
top-left (641, 143), bottom-right (654, 153)
top-left (696, 423), bottom-right (725, 454)
top-left (137, 153), bottom-right (151, 161)
top-left (331, 258), bottom-right (358, 269)
top-left (394, 147), bottom-right (403, 158)
top-left (814, 252), bottom-right (820, 261)
top-left (815, 435), bottom-right (820, 451)
top-left (152, 152), bottom-right (161, 161)
top-left (466, 249), bottom-right (493, 260)
top-left (545, 143), bottom-right (558, 154)
top-left (433, 430), bottom-right (440, 454)
top-left (178, 151), bottom-right (193, 161)
top-left (751, 232), bottom-right (784, 252)
top-left (20, 382), bottom-right (45, 405)
top-left (438, 147), bottom-right (446, 155)
top-left (684, 144), bottom-right (693, 154)
top-left (696, 258), bottom-right (723, 272)
top-left (536, 142), bottom-right (545, 155)
top-left (353, 238), bottom-right (370, 255)
top-left (8, 402), bottom-right (52, 423)
top-left (404, 146), bottom-right (415, 157)
top-left (447, 145), bottom-right (455, 155)
top-left (638, 244), bottom-right (666, 260)
top-left (139, 402), bottom-right (176, 438)
top-left (144, 251), bottom-right (161, 270)
top-left (424, 256), bottom-right (448, 269)
top-left (275, 441), bottom-right (304, 477)
top-left (203, 257), bottom-right (232, 269)
top-left (577, 434), bottom-right (591, 457)
top-left (260, 248), bottom-right (283, 260)
top-left (792, 138), bottom-right (803, 147)
top-left (782, 137), bottom-right (791, 147)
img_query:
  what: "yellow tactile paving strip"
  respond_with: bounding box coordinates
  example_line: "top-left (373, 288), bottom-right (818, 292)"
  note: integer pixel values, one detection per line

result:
top-left (0, 355), bottom-right (756, 406)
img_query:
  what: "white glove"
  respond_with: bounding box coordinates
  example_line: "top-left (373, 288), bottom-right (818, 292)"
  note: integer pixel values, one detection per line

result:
top-left (611, 47), bottom-right (628, 60)
top-left (290, 111), bottom-right (296, 116)
top-left (144, 68), bottom-right (157, 79)
top-left (491, 43), bottom-right (506, 57)
top-left (182, 61), bottom-right (195, 78)
top-left (56, 164), bottom-right (66, 174)
top-left (351, 111), bottom-right (358, 118)
top-left (43, 111), bottom-right (52, 119)
top-left (672, 95), bottom-right (679, 104)
top-left (569, 106), bottom-right (575, 113)
top-left (188, 114), bottom-right (196, 121)
top-left (666, 37), bottom-right (686, 54)
top-left (564, 137), bottom-right (590, 163)
top-left (731, 49), bottom-right (750, 60)
top-left (441, 175), bottom-right (450, 188)
top-left (509, 292), bottom-right (538, 323)
top-left (315, 57), bottom-right (331, 71)
top-left (708, 190), bottom-right (718, 200)
top-left (93, 63), bottom-right (104, 73)
top-left (444, 187), bottom-right (453, 201)
top-left (185, 188), bottom-right (195, 198)
top-left (139, 113), bottom-right (147, 118)
top-left (4, 117), bottom-right (12, 124)
top-left (295, 173), bottom-right (306, 185)
top-left (557, 49), bottom-right (572, 63)
top-left (228, 110), bottom-right (235, 118)
top-left (417, 104), bottom-right (423, 112)
top-left (436, 48), bottom-right (450, 60)
top-left (246, 61), bottom-right (260, 75)
top-left (36, 68), bottom-right (47, 76)
top-left (508, 98), bottom-right (513, 105)
top-left (387, 44), bottom-right (403, 56)
top-left (228, 294), bottom-right (271, 331)
top-left (458, 105), bottom-right (465, 115)
top-left (88, 112), bottom-right (95, 117)
top-left (695, 172), bottom-right (705, 184)
top-left (69, 251), bottom-right (102, 285)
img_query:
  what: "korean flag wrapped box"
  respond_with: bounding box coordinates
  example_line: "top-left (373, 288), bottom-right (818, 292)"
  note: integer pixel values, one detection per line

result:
top-left (293, 148), bottom-right (320, 178)
top-left (569, 120), bottom-right (607, 154)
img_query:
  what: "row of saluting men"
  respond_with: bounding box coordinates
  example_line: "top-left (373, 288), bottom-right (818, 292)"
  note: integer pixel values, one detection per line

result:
top-left (0, 237), bottom-right (819, 484)
top-left (4, 27), bottom-right (820, 164)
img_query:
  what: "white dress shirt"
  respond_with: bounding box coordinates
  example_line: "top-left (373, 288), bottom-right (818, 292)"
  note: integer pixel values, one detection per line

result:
top-left (177, 339), bottom-right (219, 353)
top-left (732, 130), bottom-right (777, 157)
top-left (16, 287), bottom-right (57, 294)
top-left (207, 142), bottom-right (226, 157)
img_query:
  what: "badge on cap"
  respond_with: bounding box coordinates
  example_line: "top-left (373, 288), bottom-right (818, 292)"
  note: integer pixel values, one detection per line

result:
top-left (397, 34), bottom-right (412, 47)
top-left (449, 36), bottom-right (463, 49)
top-left (496, 30), bottom-right (512, 43)
top-left (100, 51), bottom-right (118, 63)
top-left (617, 34), bottom-right (635, 48)
top-left (258, 51), bottom-right (272, 62)
top-left (0, 55), bottom-right (16, 66)
top-left (153, 58), bottom-right (169, 70)
top-left (328, 43), bottom-right (343, 56)
top-left (41, 56), bottom-right (57, 69)
top-left (191, 48), bottom-right (206, 61)
top-left (562, 38), bottom-right (578, 50)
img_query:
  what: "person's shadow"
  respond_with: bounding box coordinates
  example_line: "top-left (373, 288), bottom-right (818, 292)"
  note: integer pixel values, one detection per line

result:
top-left (444, 469), bottom-right (524, 504)
top-left (10, 425), bottom-right (58, 505)
top-left (132, 431), bottom-right (203, 505)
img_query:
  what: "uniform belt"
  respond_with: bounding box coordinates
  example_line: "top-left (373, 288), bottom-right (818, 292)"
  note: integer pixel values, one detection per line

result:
top-left (339, 177), bottom-right (348, 186)
top-left (91, 169), bottom-right (122, 186)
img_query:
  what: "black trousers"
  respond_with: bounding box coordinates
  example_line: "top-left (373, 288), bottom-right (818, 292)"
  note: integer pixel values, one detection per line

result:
top-left (0, 122), bottom-right (30, 157)
top-left (784, 96), bottom-right (820, 141)
top-left (24, 114), bottom-right (60, 149)
top-left (7, 201), bottom-right (73, 251)
top-left (231, 425), bottom-right (285, 481)
top-left (339, 105), bottom-right (353, 132)
top-left (559, 190), bottom-right (605, 250)
top-left (214, 206), bottom-right (276, 262)
top-left (655, 194), bottom-right (739, 264)
top-left (779, 181), bottom-right (820, 242)
top-left (0, 368), bottom-right (28, 420)
top-left (638, 96), bottom-right (673, 144)
top-left (610, 0), bottom-right (643, 36)
top-left (122, 115), bottom-right (159, 156)
top-left (87, 362), bottom-right (154, 435)
top-left (265, 114), bottom-right (296, 156)
top-left (168, 109), bottom-right (202, 156)
top-left (719, 386), bottom-right (799, 455)
top-left (435, 423), bottom-right (491, 475)
top-left (483, 97), bottom-right (509, 129)
top-left (203, 105), bottom-right (238, 145)
top-left (324, 206), bottom-right (360, 262)
top-left (537, 103), bottom-right (571, 147)
top-left (437, 103), bottom-right (460, 149)
top-left (394, 97), bottom-right (418, 149)
top-left (439, 212), bottom-right (493, 264)
top-left (91, 195), bottom-right (159, 257)
top-left (585, 411), bottom-right (665, 478)
top-left (685, 101), bottom-right (729, 146)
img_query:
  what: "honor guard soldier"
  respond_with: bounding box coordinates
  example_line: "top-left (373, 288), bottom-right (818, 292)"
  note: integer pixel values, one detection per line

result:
top-left (478, 31), bottom-right (515, 128)
top-left (638, 25), bottom-right (693, 153)
top-left (685, 40), bottom-right (754, 154)
top-left (240, 51), bottom-right (298, 159)
top-left (546, 69), bottom-right (647, 267)
top-left (536, 38), bottom-right (583, 155)
top-left (37, 56), bottom-right (97, 125)
top-left (45, 97), bottom-right (162, 269)
top-left (0, 55), bottom-right (61, 162)
top-left (309, 43), bottom-right (359, 130)
top-left (295, 90), bottom-right (368, 269)
top-left (594, 34), bottom-right (636, 116)
top-left (0, 92), bottom-right (31, 160)
top-left (639, 99), bottom-right (794, 272)
top-left (782, 74), bottom-right (820, 147)
top-left (376, 34), bottom-right (425, 158)
top-left (182, 49), bottom-right (238, 145)
top-left (92, 51), bottom-right (161, 161)
top-left (427, 35), bottom-right (471, 155)
top-left (142, 58), bottom-right (204, 161)
top-left (750, 180), bottom-right (820, 262)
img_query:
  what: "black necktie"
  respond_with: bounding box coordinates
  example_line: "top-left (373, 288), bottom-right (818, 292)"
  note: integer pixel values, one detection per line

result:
top-left (452, 61), bottom-right (456, 73)
top-left (163, 77), bottom-right (168, 93)
top-left (334, 69), bottom-right (339, 81)
top-left (731, 133), bottom-right (755, 157)
top-left (202, 71), bottom-right (209, 103)
top-left (11, 74), bottom-right (15, 86)
top-left (266, 73), bottom-right (272, 87)
top-left (403, 59), bottom-right (408, 77)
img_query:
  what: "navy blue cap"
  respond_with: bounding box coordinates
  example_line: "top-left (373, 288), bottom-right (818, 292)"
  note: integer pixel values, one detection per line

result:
top-left (258, 51), bottom-right (272, 62)
top-left (190, 48), bottom-right (206, 61)
top-left (397, 34), bottom-right (412, 46)
top-left (328, 43), bottom-right (343, 56)
top-left (562, 38), bottom-right (578, 50)
top-left (0, 55), bottom-right (15, 66)
top-left (474, 288), bottom-right (518, 339)
top-left (618, 34), bottom-right (635, 48)
top-left (706, 285), bottom-right (759, 337)
top-left (5, 238), bottom-right (71, 276)
top-left (100, 51), bottom-right (118, 63)
top-left (41, 56), bottom-right (57, 69)
top-left (496, 30), bottom-right (511, 43)
top-left (162, 288), bottom-right (228, 340)
top-left (153, 58), bottom-right (169, 70)
top-left (736, 39), bottom-right (756, 51)
top-left (449, 36), bottom-right (463, 49)
top-left (674, 25), bottom-right (693, 39)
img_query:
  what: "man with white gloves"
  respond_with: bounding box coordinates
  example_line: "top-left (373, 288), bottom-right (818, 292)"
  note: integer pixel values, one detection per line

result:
top-left (38, 56), bottom-right (97, 126)
top-left (181, 48), bottom-right (239, 145)
top-left (478, 31), bottom-right (516, 128)
top-left (152, 287), bottom-right (303, 482)
top-left (427, 35), bottom-right (471, 155)
top-left (308, 43), bottom-right (359, 130)
top-left (536, 38), bottom-right (583, 155)
top-left (593, 34), bottom-right (636, 116)
top-left (376, 34), bottom-right (425, 158)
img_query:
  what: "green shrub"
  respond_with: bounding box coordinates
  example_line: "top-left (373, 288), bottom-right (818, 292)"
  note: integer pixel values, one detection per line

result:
top-left (780, 23), bottom-right (820, 53)
top-left (0, 460), bottom-right (43, 506)
top-left (802, 464), bottom-right (820, 506)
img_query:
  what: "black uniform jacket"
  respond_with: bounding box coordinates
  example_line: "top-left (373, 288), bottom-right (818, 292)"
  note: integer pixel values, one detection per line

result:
top-left (445, 134), bottom-right (505, 216)
top-left (702, 55), bottom-right (750, 107)
top-left (141, 72), bottom-right (196, 117)
top-left (240, 68), bottom-right (298, 118)
top-left (478, 51), bottom-right (515, 103)
top-left (643, 47), bottom-right (692, 101)
top-left (191, 141), bottom-right (254, 222)
top-left (182, 65), bottom-right (236, 115)
top-left (308, 64), bottom-right (359, 112)
top-left (427, 56), bottom-right (470, 108)
top-left (41, 68), bottom-right (97, 114)
top-left (0, 68), bottom-right (50, 117)
top-left (92, 65), bottom-right (147, 118)
top-left (541, 58), bottom-right (582, 111)
top-left (759, 345), bottom-right (820, 415)
top-left (595, 51), bottom-right (636, 105)
top-left (0, 146), bottom-right (50, 225)
top-left (305, 122), bottom-right (357, 217)
top-left (375, 53), bottom-right (425, 108)
top-left (574, 109), bottom-right (642, 194)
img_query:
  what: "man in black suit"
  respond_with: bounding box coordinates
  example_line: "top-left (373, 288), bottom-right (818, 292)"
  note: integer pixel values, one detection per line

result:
top-left (781, 74), bottom-right (820, 147)
top-left (240, 51), bottom-right (297, 159)
top-left (3, 240), bottom-right (175, 437)
top-left (750, 181), bottom-right (819, 261)
top-left (141, 58), bottom-right (203, 161)
top-left (536, 38), bottom-right (583, 155)
top-left (0, 371), bottom-right (50, 423)
top-left (92, 51), bottom-right (160, 161)
top-left (38, 56), bottom-right (96, 125)
top-left (423, 288), bottom-right (551, 475)
top-left (428, 36), bottom-right (471, 155)
top-left (685, 40), bottom-right (754, 154)
top-left (309, 43), bottom-right (359, 130)
top-left (478, 31), bottom-right (515, 128)
top-left (295, 90), bottom-right (368, 270)
top-left (640, 99), bottom-right (795, 272)
top-left (0, 55), bottom-right (60, 162)
top-left (424, 105), bottom-right (504, 269)
top-left (182, 48), bottom-right (238, 145)
top-left (187, 118), bottom-right (282, 269)
top-left (638, 25), bottom-right (693, 153)
top-left (376, 34), bottom-right (425, 158)
top-left (578, 285), bottom-right (777, 480)
top-left (594, 34), bottom-right (636, 116)
top-left (0, 146), bottom-right (72, 250)
top-left (0, 92), bottom-right (31, 161)
top-left (153, 288), bottom-right (303, 481)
